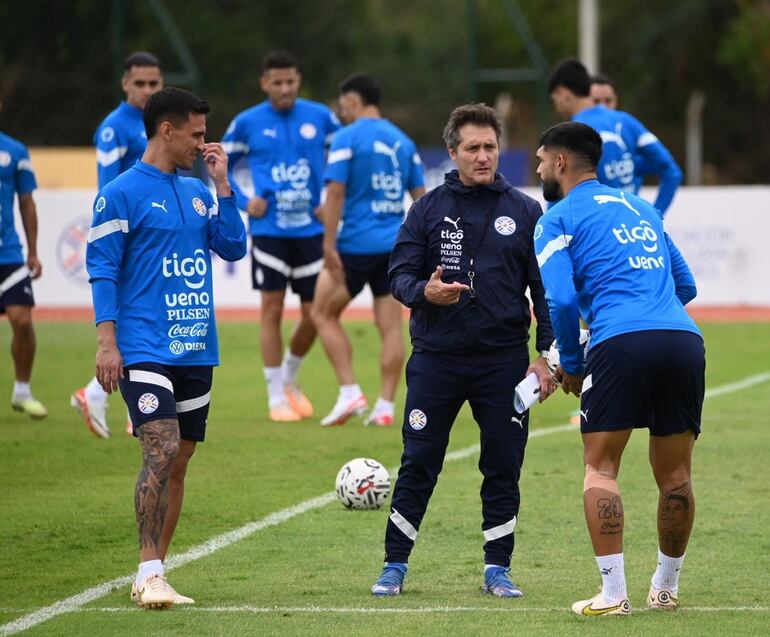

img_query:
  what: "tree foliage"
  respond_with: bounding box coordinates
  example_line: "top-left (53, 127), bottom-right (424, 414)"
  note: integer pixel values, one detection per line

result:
top-left (0, 0), bottom-right (767, 182)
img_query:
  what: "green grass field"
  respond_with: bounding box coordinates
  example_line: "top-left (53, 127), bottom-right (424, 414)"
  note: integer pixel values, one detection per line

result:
top-left (1, 320), bottom-right (769, 636)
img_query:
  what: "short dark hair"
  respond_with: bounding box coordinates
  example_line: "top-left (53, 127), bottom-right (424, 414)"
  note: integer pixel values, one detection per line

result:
top-left (261, 50), bottom-right (299, 73)
top-left (443, 103), bottom-right (501, 150)
top-left (538, 121), bottom-right (602, 169)
top-left (143, 87), bottom-right (210, 138)
top-left (547, 58), bottom-right (591, 97)
top-left (590, 72), bottom-right (615, 89)
top-left (339, 72), bottom-right (381, 106)
top-left (123, 51), bottom-right (161, 73)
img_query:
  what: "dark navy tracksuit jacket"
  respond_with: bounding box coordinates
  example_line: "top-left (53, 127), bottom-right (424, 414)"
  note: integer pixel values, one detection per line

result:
top-left (383, 170), bottom-right (553, 566)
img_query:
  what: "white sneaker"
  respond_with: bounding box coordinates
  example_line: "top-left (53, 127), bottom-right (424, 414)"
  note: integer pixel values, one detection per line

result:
top-left (134, 572), bottom-right (174, 609)
top-left (647, 586), bottom-right (678, 610)
top-left (320, 394), bottom-right (368, 426)
top-left (131, 578), bottom-right (194, 605)
top-left (70, 388), bottom-right (110, 438)
top-left (571, 592), bottom-right (632, 616)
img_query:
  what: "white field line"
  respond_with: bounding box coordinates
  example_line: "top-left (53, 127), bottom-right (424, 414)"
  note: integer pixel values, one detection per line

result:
top-left (1, 605), bottom-right (769, 614)
top-left (2, 371), bottom-right (768, 636)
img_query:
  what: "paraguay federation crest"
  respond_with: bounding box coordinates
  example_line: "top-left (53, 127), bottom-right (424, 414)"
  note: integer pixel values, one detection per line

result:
top-left (56, 215), bottom-right (92, 287)
top-left (408, 409), bottom-right (427, 431)
top-left (137, 393), bottom-right (159, 414)
top-left (494, 216), bottom-right (516, 236)
top-left (192, 197), bottom-right (207, 217)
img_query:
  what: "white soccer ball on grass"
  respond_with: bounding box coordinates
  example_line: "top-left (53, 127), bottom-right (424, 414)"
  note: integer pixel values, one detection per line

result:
top-left (335, 457), bottom-right (391, 510)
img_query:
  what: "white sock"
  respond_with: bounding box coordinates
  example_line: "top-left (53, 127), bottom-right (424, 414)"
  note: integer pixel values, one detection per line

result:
top-left (651, 549), bottom-right (685, 594)
top-left (281, 350), bottom-right (303, 386)
top-left (340, 383), bottom-right (362, 403)
top-left (372, 397), bottom-right (394, 417)
top-left (484, 564), bottom-right (507, 573)
top-left (596, 553), bottom-right (627, 602)
top-left (136, 559), bottom-right (164, 587)
top-left (264, 367), bottom-right (285, 408)
top-left (13, 381), bottom-right (31, 399)
top-left (85, 376), bottom-right (108, 404)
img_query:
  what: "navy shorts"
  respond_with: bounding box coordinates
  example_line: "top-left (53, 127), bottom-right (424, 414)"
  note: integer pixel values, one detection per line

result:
top-left (0, 264), bottom-right (34, 314)
top-left (251, 235), bottom-right (323, 301)
top-left (580, 330), bottom-right (705, 437)
top-left (119, 363), bottom-right (213, 442)
top-left (340, 252), bottom-right (391, 298)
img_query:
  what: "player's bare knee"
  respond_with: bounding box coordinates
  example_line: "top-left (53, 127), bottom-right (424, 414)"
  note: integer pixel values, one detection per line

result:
top-left (584, 464), bottom-right (620, 494)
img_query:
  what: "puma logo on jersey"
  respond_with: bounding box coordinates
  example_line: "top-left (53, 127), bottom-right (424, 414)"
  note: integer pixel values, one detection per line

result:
top-left (593, 192), bottom-right (640, 216)
top-left (151, 200), bottom-right (168, 213)
top-left (443, 216), bottom-right (460, 230)
top-left (373, 140), bottom-right (402, 169)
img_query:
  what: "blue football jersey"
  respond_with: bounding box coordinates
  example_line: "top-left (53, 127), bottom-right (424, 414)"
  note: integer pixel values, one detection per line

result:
top-left (222, 98), bottom-right (340, 238)
top-left (534, 179), bottom-right (699, 374)
top-left (94, 101), bottom-right (147, 188)
top-left (0, 132), bottom-right (37, 265)
top-left (86, 161), bottom-right (247, 366)
top-left (324, 118), bottom-right (424, 254)
top-left (574, 105), bottom-right (682, 215)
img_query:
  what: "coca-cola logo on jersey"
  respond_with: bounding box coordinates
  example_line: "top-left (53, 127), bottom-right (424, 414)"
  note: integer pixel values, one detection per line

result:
top-left (167, 322), bottom-right (209, 338)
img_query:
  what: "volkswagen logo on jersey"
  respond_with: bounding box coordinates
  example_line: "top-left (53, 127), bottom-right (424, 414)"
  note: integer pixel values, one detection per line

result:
top-left (169, 340), bottom-right (185, 355)
top-left (95, 196), bottom-right (106, 213)
top-left (137, 393), bottom-right (159, 414)
top-left (0, 151), bottom-right (11, 167)
top-left (299, 123), bottom-right (317, 139)
top-left (494, 216), bottom-right (516, 236)
top-left (56, 215), bottom-right (91, 288)
top-left (192, 197), bottom-right (207, 217)
top-left (408, 409), bottom-right (427, 430)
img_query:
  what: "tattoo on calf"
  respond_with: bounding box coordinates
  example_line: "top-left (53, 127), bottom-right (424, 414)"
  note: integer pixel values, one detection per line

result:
top-left (659, 480), bottom-right (694, 555)
top-left (135, 419), bottom-right (180, 554)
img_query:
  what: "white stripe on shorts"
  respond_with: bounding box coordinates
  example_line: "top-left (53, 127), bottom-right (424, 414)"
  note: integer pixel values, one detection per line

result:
top-left (128, 369), bottom-right (174, 393)
top-left (389, 509), bottom-right (418, 541)
top-left (0, 265), bottom-right (30, 295)
top-left (292, 258), bottom-right (323, 279)
top-left (253, 247), bottom-right (291, 277)
top-left (176, 392), bottom-right (211, 413)
top-left (483, 516), bottom-right (517, 542)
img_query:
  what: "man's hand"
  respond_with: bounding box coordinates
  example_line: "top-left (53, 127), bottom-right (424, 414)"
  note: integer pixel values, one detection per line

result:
top-left (202, 143), bottom-right (232, 196)
top-left (323, 244), bottom-right (345, 284)
top-left (96, 339), bottom-right (123, 394)
top-left (27, 254), bottom-right (42, 279)
top-left (247, 196), bottom-right (268, 218)
top-left (423, 265), bottom-right (470, 305)
top-left (527, 355), bottom-right (557, 403)
top-left (555, 365), bottom-right (584, 397)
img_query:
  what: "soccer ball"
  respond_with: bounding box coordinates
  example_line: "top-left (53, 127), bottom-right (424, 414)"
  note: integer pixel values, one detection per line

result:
top-left (335, 457), bottom-right (391, 510)
top-left (547, 328), bottom-right (591, 376)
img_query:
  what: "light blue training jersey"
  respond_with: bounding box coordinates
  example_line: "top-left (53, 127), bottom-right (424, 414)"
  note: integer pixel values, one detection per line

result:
top-left (94, 101), bottom-right (147, 189)
top-left (574, 105), bottom-right (682, 215)
top-left (534, 179), bottom-right (699, 375)
top-left (86, 161), bottom-right (247, 367)
top-left (0, 132), bottom-right (37, 265)
top-left (324, 118), bottom-right (424, 254)
top-left (222, 98), bottom-right (340, 238)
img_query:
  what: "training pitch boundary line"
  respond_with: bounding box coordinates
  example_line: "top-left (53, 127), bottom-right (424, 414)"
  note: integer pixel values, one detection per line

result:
top-left (2, 371), bottom-right (769, 635)
top-left (1, 605), bottom-right (768, 615)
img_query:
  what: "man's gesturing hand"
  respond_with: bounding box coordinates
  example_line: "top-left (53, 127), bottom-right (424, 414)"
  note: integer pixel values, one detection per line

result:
top-left (424, 265), bottom-right (470, 305)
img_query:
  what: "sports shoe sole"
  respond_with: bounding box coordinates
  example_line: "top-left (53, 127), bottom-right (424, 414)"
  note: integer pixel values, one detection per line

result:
top-left (70, 392), bottom-right (110, 438)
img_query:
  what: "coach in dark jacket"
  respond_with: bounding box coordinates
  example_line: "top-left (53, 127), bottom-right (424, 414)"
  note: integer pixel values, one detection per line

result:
top-left (371, 104), bottom-right (555, 599)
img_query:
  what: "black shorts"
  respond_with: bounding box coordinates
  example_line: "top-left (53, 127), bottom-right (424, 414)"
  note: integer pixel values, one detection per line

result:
top-left (0, 264), bottom-right (34, 313)
top-left (340, 252), bottom-right (391, 298)
top-left (119, 363), bottom-right (213, 442)
top-left (580, 330), bottom-right (705, 437)
top-left (250, 235), bottom-right (323, 301)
